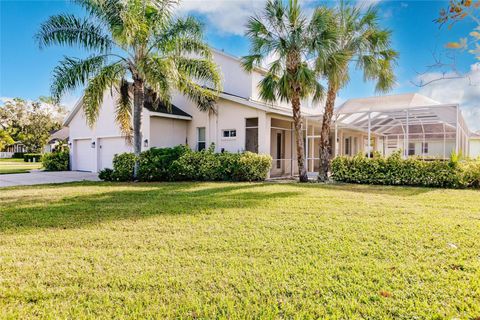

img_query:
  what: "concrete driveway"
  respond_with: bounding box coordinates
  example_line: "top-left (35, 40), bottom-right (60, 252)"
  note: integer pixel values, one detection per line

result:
top-left (0, 171), bottom-right (100, 187)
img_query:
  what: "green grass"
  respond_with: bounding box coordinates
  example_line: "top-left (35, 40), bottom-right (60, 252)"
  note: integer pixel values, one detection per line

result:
top-left (0, 158), bottom-right (42, 174)
top-left (0, 182), bottom-right (479, 319)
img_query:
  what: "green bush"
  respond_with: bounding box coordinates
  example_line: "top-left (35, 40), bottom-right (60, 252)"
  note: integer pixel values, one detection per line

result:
top-left (98, 168), bottom-right (114, 181)
top-left (331, 151), bottom-right (479, 188)
top-left (170, 146), bottom-right (272, 182)
top-left (112, 153), bottom-right (137, 181)
top-left (24, 153), bottom-right (42, 162)
top-left (138, 145), bottom-right (188, 181)
top-left (235, 152), bottom-right (273, 181)
top-left (100, 145), bottom-right (272, 182)
top-left (42, 150), bottom-right (69, 171)
top-left (12, 152), bottom-right (25, 159)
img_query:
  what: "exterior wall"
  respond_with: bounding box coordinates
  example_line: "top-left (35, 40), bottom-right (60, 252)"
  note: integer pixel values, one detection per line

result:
top-left (171, 94), bottom-right (270, 154)
top-left (213, 51), bottom-right (253, 99)
top-left (149, 117), bottom-right (188, 148)
top-left (470, 139), bottom-right (480, 159)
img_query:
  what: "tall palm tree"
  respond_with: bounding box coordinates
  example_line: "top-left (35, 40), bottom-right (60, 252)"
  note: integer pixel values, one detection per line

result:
top-left (242, 0), bottom-right (336, 182)
top-left (36, 0), bottom-right (221, 178)
top-left (315, 2), bottom-right (398, 181)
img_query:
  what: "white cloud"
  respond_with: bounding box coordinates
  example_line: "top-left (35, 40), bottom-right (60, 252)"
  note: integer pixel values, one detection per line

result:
top-left (416, 63), bottom-right (480, 132)
top-left (177, 0), bottom-right (375, 36)
top-left (177, 0), bottom-right (266, 36)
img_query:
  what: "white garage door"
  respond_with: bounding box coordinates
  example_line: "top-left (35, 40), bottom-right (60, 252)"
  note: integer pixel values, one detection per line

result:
top-left (98, 137), bottom-right (132, 170)
top-left (74, 139), bottom-right (95, 172)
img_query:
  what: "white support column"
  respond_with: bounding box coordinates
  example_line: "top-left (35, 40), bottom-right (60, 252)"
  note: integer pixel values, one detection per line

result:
top-left (290, 121), bottom-right (294, 177)
top-left (455, 105), bottom-right (460, 155)
top-left (443, 123), bottom-right (446, 160)
top-left (305, 117), bottom-right (309, 172)
top-left (367, 112), bottom-right (371, 158)
top-left (334, 122), bottom-right (338, 157)
top-left (405, 110), bottom-right (409, 158)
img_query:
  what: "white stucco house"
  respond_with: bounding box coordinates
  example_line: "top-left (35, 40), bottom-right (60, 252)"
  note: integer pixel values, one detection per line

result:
top-left (65, 49), bottom-right (479, 177)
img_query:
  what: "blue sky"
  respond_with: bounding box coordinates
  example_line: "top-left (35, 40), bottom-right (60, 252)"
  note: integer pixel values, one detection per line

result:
top-left (1, 0), bottom-right (478, 130)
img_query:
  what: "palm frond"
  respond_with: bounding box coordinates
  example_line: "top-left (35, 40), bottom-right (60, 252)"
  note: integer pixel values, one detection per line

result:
top-left (115, 78), bottom-right (132, 139)
top-left (175, 57), bottom-right (222, 92)
top-left (51, 55), bottom-right (108, 101)
top-left (82, 62), bottom-right (125, 126)
top-left (177, 76), bottom-right (218, 112)
top-left (36, 14), bottom-right (113, 51)
top-left (258, 74), bottom-right (279, 103)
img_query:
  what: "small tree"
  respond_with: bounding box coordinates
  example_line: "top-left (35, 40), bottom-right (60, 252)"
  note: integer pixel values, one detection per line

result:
top-left (242, 0), bottom-right (336, 182)
top-left (37, 0), bottom-right (221, 178)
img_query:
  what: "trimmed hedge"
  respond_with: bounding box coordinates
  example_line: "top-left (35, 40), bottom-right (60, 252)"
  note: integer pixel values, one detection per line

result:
top-left (12, 152), bottom-right (25, 159)
top-left (331, 151), bottom-right (480, 188)
top-left (24, 153), bottom-right (42, 162)
top-left (42, 150), bottom-right (69, 171)
top-left (99, 145), bottom-right (272, 182)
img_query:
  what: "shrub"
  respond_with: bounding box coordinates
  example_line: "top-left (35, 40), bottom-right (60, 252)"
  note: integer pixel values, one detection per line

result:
top-left (112, 152), bottom-right (137, 181)
top-left (42, 150), bottom-right (69, 171)
top-left (99, 145), bottom-right (273, 182)
top-left (138, 145), bottom-right (188, 181)
top-left (98, 168), bottom-right (114, 181)
top-left (170, 145), bottom-right (222, 181)
top-left (331, 151), bottom-right (479, 188)
top-left (24, 153), bottom-right (42, 162)
top-left (12, 152), bottom-right (25, 159)
top-left (234, 152), bottom-right (272, 181)
top-left (170, 145), bottom-right (272, 182)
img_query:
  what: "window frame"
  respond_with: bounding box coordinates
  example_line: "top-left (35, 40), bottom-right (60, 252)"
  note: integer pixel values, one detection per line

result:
top-left (197, 127), bottom-right (206, 151)
top-left (222, 129), bottom-right (237, 139)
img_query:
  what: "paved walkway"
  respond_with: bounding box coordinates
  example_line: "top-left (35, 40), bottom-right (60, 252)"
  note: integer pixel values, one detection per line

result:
top-left (0, 171), bottom-right (100, 187)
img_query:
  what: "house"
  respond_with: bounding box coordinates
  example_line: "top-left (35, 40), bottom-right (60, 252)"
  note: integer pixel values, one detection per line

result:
top-left (0, 141), bottom-right (27, 158)
top-left (65, 49), bottom-right (477, 177)
top-left (44, 127), bottom-right (69, 153)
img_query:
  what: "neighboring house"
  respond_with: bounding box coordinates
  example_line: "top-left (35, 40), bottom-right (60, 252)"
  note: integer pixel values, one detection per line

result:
top-left (0, 141), bottom-right (27, 158)
top-left (44, 127), bottom-right (69, 153)
top-left (66, 49), bottom-right (477, 177)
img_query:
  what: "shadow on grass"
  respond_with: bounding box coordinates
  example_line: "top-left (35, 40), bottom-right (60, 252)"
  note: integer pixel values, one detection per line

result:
top-left (289, 181), bottom-right (435, 197)
top-left (0, 182), bottom-right (299, 232)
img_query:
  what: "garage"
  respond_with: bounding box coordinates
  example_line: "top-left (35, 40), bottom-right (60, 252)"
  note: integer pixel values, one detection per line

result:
top-left (73, 139), bottom-right (95, 172)
top-left (98, 137), bottom-right (132, 170)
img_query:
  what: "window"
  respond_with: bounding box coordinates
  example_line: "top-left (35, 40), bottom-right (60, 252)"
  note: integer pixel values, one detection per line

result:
top-left (222, 129), bottom-right (236, 138)
top-left (408, 142), bottom-right (415, 156)
top-left (245, 118), bottom-right (258, 127)
top-left (422, 142), bottom-right (428, 154)
top-left (245, 118), bottom-right (258, 153)
top-left (197, 127), bottom-right (206, 151)
top-left (344, 137), bottom-right (351, 156)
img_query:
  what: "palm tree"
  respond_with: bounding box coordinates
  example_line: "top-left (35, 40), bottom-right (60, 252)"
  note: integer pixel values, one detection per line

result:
top-left (242, 0), bottom-right (336, 182)
top-left (36, 0), bottom-right (221, 178)
top-left (315, 3), bottom-right (398, 181)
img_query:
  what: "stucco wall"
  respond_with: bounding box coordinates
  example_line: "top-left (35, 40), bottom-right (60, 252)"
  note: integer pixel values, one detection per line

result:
top-left (171, 94), bottom-right (270, 154)
top-left (149, 117), bottom-right (188, 148)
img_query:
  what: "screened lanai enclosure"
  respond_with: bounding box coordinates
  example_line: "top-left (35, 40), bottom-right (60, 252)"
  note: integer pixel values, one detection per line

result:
top-left (303, 94), bottom-right (470, 174)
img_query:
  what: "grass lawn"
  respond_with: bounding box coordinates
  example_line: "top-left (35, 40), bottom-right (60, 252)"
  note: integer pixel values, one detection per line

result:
top-left (0, 182), bottom-right (479, 319)
top-left (0, 158), bottom-right (42, 174)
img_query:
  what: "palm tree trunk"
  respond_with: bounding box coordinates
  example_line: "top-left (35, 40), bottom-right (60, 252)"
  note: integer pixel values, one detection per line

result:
top-left (292, 90), bottom-right (308, 183)
top-left (318, 83), bottom-right (337, 182)
top-left (132, 77), bottom-right (144, 180)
